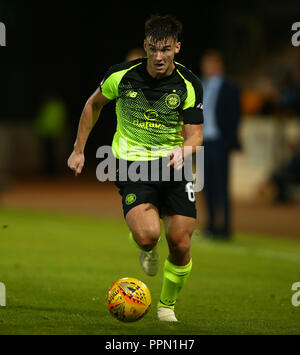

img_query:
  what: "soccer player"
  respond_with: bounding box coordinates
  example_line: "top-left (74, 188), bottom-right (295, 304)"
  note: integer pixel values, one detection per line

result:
top-left (68, 14), bottom-right (203, 322)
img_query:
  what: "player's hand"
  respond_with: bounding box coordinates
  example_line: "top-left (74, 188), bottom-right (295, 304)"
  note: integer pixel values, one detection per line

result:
top-left (167, 147), bottom-right (184, 170)
top-left (67, 151), bottom-right (85, 176)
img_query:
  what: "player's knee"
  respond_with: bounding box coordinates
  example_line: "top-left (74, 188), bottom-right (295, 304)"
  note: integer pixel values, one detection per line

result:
top-left (138, 237), bottom-right (159, 251)
top-left (173, 240), bottom-right (190, 257)
top-left (134, 227), bottom-right (160, 251)
top-left (168, 232), bottom-right (191, 257)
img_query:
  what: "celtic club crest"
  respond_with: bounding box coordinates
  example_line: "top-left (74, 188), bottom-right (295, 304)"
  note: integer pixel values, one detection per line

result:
top-left (165, 93), bottom-right (181, 109)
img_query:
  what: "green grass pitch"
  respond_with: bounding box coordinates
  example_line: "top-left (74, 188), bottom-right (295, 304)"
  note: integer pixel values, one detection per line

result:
top-left (0, 207), bottom-right (300, 335)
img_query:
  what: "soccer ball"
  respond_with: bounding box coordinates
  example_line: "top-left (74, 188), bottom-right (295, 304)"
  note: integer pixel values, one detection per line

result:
top-left (106, 277), bottom-right (151, 322)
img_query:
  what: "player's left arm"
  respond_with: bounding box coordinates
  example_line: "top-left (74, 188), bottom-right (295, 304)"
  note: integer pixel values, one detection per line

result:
top-left (168, 71), bottom-right (204, 169)
top-left (168, 124), bottom-right (203, 170)
top-left (183, 123), bottom-right (203, 154)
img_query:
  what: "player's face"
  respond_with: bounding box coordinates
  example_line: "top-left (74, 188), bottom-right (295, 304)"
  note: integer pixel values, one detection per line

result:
top-left (144, 37), bottom-right (181, 78)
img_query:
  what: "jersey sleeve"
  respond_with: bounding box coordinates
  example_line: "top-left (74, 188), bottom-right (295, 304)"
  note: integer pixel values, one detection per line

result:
top-left (182, 73), bottom-right (204, 125)
top-left (99, 65), bottom-right (120, 100)
top-left (99, 60), bottom-right (143, 101)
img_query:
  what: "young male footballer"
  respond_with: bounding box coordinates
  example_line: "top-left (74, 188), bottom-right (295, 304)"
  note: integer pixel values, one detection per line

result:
top-left (68, 14), bottom-right (204, 322)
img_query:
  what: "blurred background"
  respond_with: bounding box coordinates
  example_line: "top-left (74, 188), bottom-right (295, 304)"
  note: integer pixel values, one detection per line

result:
top-left (1, 0), bottom-right (300, 239)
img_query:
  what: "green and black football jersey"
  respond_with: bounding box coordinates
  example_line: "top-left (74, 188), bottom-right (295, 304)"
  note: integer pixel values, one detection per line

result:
top-left (100, 58), bottom-right (203, 161)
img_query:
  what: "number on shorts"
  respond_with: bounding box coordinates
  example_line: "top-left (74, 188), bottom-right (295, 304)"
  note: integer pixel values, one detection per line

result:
top-left (186, 182), bottom-right (195, 202)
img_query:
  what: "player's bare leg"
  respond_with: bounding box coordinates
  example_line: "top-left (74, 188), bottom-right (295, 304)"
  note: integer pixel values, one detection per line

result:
top-left (157, 214), bottom-right (195, 321)
top-left (126, 203), bottom-right (161, 276)
top-left (164, 214), bottom-right (195, 265)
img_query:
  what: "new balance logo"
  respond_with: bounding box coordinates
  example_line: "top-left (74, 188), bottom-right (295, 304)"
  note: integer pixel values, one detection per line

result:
top-left (196, 103), bottom-right (203, 110)
top-left (127, 91), bottom-right (138, 98)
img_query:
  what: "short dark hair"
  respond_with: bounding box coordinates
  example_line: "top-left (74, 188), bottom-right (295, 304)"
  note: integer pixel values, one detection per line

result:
top-left (145, 14), bottom-right (182, 43)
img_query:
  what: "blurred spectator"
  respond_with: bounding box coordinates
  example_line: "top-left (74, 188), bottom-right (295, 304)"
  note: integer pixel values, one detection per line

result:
top-left (275, 67), bottom-right (300, 117)
top-left (200, 50), bottom-right (241, 240)
top-left (125, 47), bottom-right (146, 62)
top-left (255, 76), bottom-right (279, 116)
top-left (259, 143), bottom-right (300, 203)
top-left (34, 94), bottom-right (67, 176)
top-left (257, 64), bottom-right (300, 202)
top-left (260, 65), bottom-right (300, 117)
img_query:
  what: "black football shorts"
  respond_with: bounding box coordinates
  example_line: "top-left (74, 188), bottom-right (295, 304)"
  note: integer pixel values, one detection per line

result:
top-left (114, 158), bottom-right (197, 219)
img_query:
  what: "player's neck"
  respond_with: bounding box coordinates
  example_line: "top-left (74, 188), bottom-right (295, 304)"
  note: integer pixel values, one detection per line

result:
top-left (146, 60), bottom-right (175, 80)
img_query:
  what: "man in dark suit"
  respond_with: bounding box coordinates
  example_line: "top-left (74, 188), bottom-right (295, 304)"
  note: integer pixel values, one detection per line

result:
top-left (200, 50), bottom-right (241, 239)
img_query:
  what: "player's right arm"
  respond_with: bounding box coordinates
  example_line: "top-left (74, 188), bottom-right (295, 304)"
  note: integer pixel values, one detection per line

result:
top-left (67, 88), bottom-right (110, 175)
